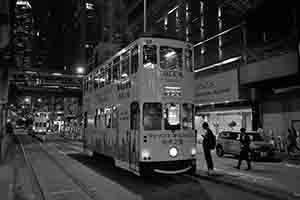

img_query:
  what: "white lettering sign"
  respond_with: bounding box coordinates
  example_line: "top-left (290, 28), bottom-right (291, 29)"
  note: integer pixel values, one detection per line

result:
top-left (195, 69), bottom-right (239, 104)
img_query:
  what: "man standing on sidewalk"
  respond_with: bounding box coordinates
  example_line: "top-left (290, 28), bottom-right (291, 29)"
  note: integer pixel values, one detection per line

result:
top-left (235, 128), bottom-right (252, 170)
top-left (201, 122), bottom-right (215, 175)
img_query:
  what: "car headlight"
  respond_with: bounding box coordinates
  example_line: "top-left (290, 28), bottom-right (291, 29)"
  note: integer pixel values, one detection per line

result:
top-left (191, 147), bottom-right (197, 156)
top-left (169, 147), bottom-right (178, 157)
top-left (142, 149), bottom-right (150, 159)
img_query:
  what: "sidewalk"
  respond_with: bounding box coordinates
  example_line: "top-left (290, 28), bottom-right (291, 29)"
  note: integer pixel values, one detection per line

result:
top-left (0, 135), bottom-right (17, 200)
top-left (0, 163), bottom-right (14, 200)
top-left (195, 147), bottom-right (300, 200)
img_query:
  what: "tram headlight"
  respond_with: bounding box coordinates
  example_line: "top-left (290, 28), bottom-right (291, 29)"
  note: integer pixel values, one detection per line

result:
top-left (142, 149), bottom-right (150, 159)
top-left (191, 147), bottom-right (197, 156)
top-left (169, 147), bottom-right (178, 157)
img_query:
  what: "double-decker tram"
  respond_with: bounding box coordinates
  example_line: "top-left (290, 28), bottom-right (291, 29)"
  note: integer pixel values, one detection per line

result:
top-left (32, 112), bottom-right (50, 134)
top-left (83, 35), bottom-right (196, 175)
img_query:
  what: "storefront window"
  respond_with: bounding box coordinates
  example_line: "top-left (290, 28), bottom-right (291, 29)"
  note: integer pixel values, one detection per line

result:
top-left (182, 103), bottom-right (194, 129)
top-left (143, 103), bottom-right (162, 130)
top-left (160, 46), bottom-right (183, 71)
top-left (164, 103), bottom-right (181, 130)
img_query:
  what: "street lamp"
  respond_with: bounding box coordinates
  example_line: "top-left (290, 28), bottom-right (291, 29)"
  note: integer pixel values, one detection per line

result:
top-left (25, 97), bottom-right (30, 103)
top-left (38, 98), bottom-right (42, 103)
top-left (76, 66), bottom-right (85, 74)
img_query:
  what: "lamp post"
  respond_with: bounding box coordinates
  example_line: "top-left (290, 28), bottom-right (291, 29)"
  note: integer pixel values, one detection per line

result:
top-left (144, 0), bottom-right (147, 32)
top-left (76, 66), bottom-right (85, 74)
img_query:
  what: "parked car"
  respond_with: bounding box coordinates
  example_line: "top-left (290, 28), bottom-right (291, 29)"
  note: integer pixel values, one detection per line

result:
top-left (216, 131), bottom-right (275, 159)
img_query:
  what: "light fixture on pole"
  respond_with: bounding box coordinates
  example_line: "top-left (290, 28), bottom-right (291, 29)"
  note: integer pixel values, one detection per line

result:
top-left (76, 66), bottom-right (85, 74)
top-left (144, 0), bottom-right (147, 32)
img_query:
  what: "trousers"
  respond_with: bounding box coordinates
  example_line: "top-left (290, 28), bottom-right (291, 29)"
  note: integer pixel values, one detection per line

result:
top-left (237, 149), bottom-right (251, 169)
top-left (204, 147), bottom-right (214, 170)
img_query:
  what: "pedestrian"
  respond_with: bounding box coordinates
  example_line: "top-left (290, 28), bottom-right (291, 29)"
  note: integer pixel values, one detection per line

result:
top-left (235, 128), bottom-right (252, 170)
top-left (291, 125), bottom-right (300, 152)
top-left (287, 128), bottom-right (299, 155)
top-left (201, 122), bottom-right (215, 175)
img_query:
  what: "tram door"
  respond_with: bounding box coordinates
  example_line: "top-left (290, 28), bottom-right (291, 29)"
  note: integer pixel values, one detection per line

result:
top-left (130, 102), bottom-right (140, 171)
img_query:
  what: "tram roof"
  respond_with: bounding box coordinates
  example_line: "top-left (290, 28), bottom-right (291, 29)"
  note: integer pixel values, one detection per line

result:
top-left (87, 32), bottom-right (191, 77)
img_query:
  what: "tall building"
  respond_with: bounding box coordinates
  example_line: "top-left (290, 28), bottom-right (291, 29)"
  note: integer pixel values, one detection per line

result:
top-left (13, 0), bottom-right (35, 69)
top-left (86, 0), bottom-right (127, 72)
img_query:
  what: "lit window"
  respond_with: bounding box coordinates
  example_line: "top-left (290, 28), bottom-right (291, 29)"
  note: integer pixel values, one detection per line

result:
top-left (86, 3), bottom-right (94, 10)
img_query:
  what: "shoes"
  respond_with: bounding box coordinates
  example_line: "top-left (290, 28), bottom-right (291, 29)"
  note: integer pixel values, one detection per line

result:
top-left (208, 169), bottom-right (214, 175)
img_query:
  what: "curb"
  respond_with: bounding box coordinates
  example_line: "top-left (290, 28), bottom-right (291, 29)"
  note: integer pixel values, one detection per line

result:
top-left (192, 170), bottom-right (300, 200)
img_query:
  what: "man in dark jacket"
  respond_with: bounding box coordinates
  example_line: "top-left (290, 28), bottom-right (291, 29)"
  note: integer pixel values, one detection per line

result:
top-left (235, 128), bottom-right (251, 170)
top-left (202, 122), bottom-right (214, 174)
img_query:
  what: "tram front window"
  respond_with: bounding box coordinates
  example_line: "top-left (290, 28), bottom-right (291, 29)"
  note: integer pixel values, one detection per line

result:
top-left (143, 103), bottom-right (162, 130)
top-left (164, 103), bottom-right (181, 130)
top-left (160, 46), bottom-right (183, 71)
top-left (143, 45), bottom-right (157, 68)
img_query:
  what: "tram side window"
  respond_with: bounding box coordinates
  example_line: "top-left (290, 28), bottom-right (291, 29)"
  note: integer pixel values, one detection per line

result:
top-left (131, 46), bottom-right (139, 74)
top-left (131, 102), bottom-right (140, 130)
top-left (113, 57), bottom-right (121, 82)
top-left (160, 46), bottom-right (183, 71)
top-left (164, 103), bottom-right (181, 130)
top-left (121, 52), bottom-right (130, 78)
top-left (111, 107), bottom-right (118, 128)
top-left (94, 110), bottom-right (97, 128)
top-left (182, 103), bottom-right (194, 129)
top-left (93, 75), bottom-right (97, 90)
top-left (99, 68), bottom-right (105, 88)
top-left (143, 103), bottom-right (162, 130)
top-left (85, 79), bottom-right (88, 93)
top-left (104, 107), bottom-right (112, 128)
top-left (185, 49), bottom-right (193, 72)
top-left (105, 64), bottom-right (112, 85)
top-left (143, 45), bottom-right (157, 66)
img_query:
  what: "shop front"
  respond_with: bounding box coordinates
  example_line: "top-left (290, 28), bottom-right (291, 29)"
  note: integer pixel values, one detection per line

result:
top-left (194, 68), bottom-right (254, 141)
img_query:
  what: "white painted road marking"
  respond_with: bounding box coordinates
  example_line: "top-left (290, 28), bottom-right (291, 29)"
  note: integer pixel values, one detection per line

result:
top-left (213, 168), bottom-right (273, 182)
top-left (285, 163), bottom-right (300, 168)
top-left (51, 189), bottom-right (76, 195)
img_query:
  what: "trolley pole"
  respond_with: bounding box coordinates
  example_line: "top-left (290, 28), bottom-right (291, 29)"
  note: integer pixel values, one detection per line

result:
top-left (144, 0), bottom-right (147, 32)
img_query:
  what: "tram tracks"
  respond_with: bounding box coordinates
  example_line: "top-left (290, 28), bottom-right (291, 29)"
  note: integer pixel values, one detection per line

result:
top-left (17, 135), bottom-right (99, 200)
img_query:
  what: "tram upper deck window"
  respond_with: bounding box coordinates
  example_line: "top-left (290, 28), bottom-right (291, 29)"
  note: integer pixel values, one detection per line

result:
top-left (131, 46), bottom-right (139, 74)
top-left (93, 74), bottom-right (97, 90)
top-left (143, 103), bottom-right (162, 130)
top-left (99, 68), bottom-right (105, 88)
top-left (143, 45), bottom-right (157, 68)
top-left (185, 49), bottom-right (193, 72)
top-left (164, 103), bottom-right (181, 130)
top-left (160, 47), bottom-right (183, 71)
top-left (121, 51), bottom-right (130, 78)
top-left (182, 103), bottom-right (194, 129)
top-left (105, 64), bottom-right (112, 85)
top-left (113, 57), bottom-right (120, 82)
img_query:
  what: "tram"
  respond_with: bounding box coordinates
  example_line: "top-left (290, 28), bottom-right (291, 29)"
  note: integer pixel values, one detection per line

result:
top-left (32, 112), bottom-right (50, 134)
top-left (83, 35), bottom-right (196, 175)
